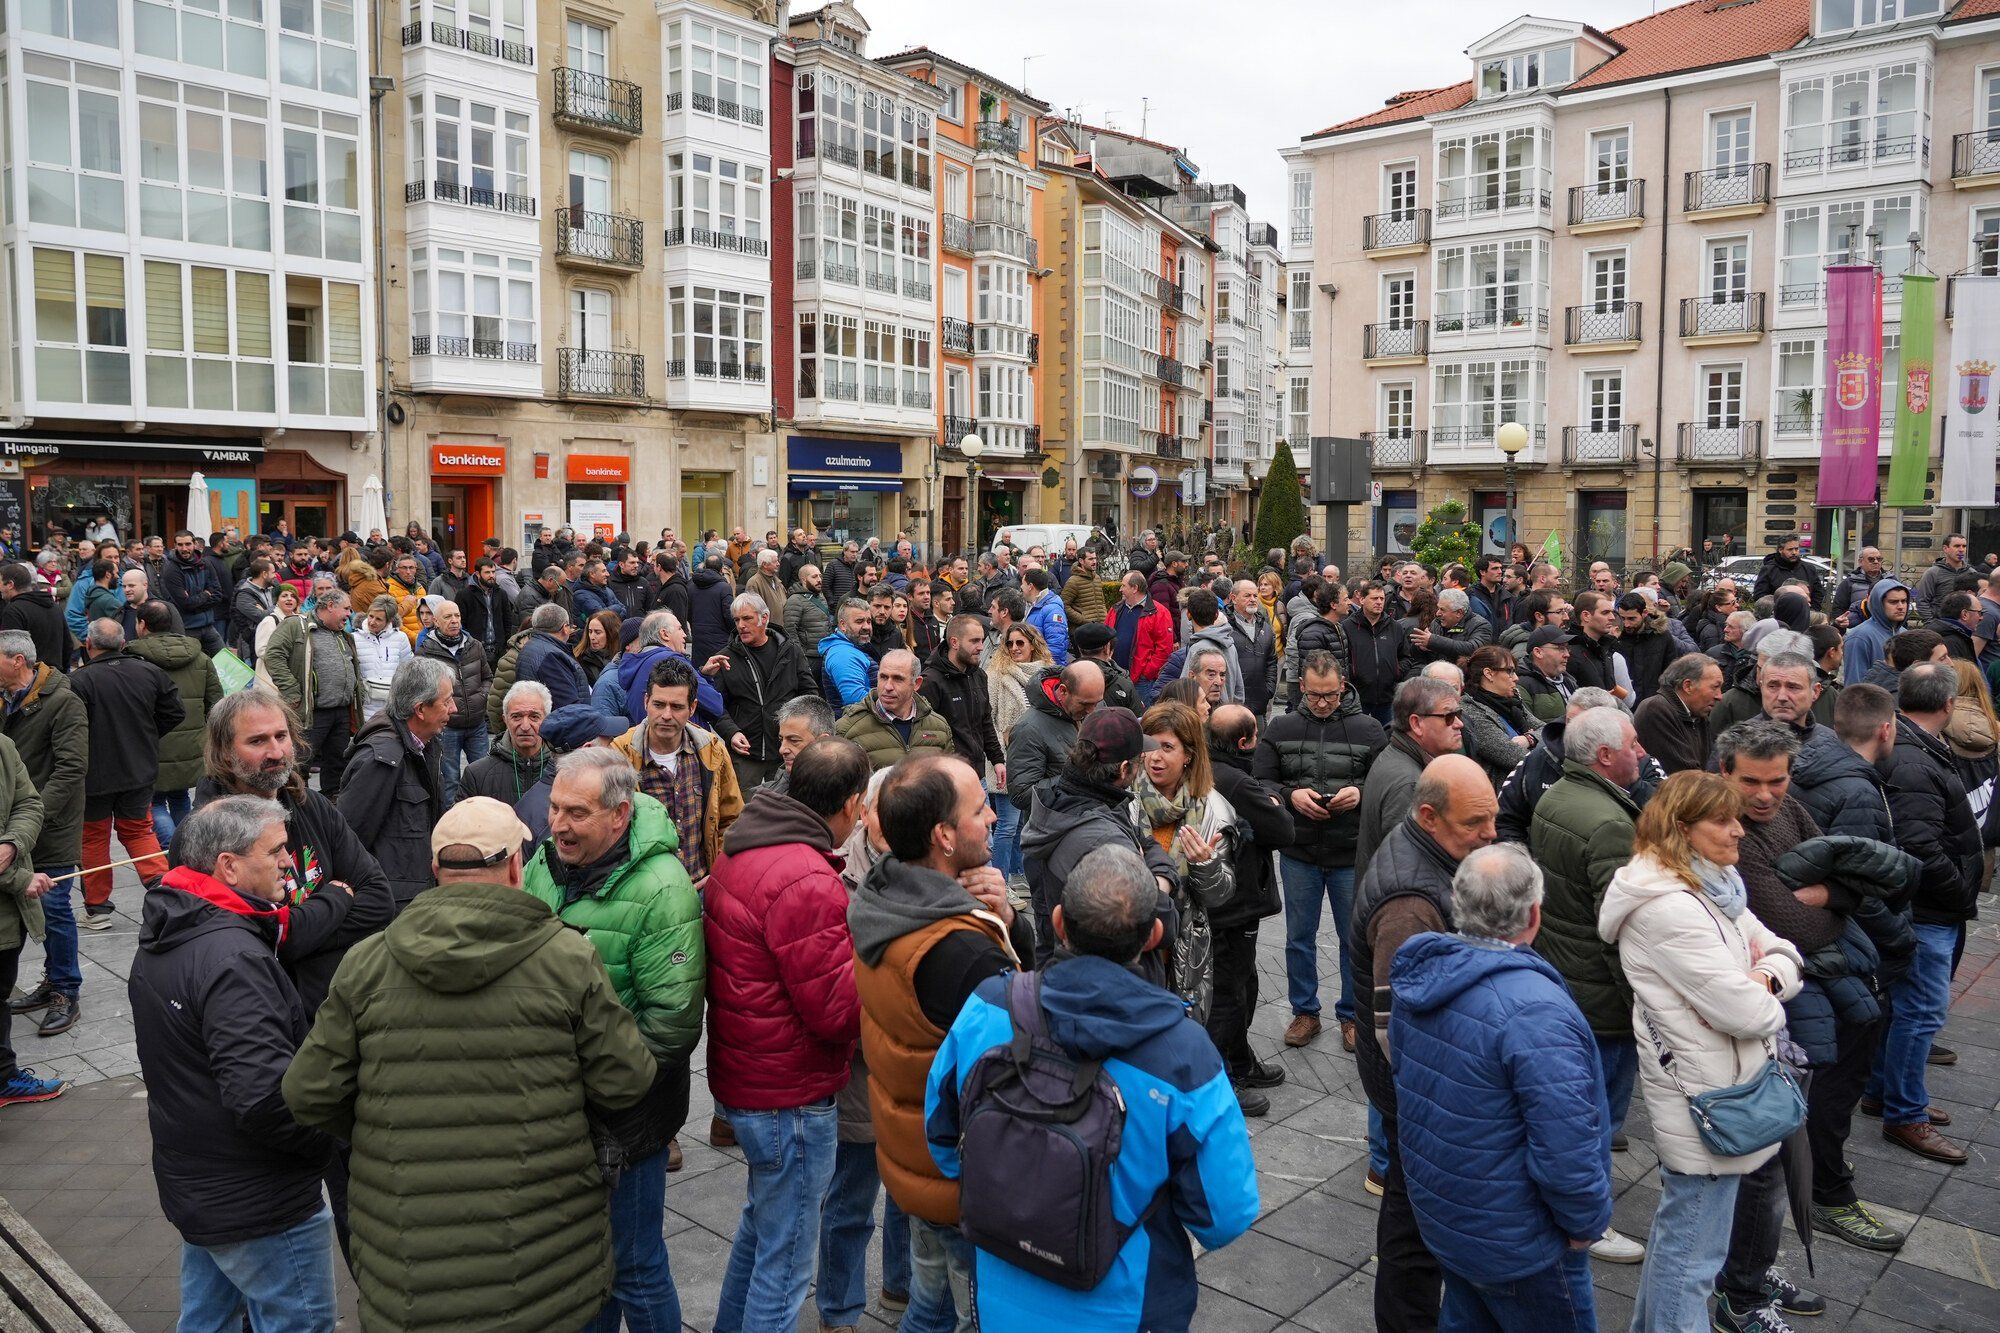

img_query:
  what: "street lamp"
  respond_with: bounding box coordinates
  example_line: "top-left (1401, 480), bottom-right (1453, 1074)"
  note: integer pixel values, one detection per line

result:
top-left (960, 432), bottom-right (985, 555)
top-left (1496, 420), bottom-right (1529, 562)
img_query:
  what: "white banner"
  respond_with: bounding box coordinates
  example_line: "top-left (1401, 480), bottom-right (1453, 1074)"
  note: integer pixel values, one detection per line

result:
top-left (1942, 275), bottom-right (2000, 508)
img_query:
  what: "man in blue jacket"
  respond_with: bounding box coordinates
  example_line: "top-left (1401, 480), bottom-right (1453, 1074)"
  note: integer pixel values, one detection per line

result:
top-left (1021, 568), bottom-right (1071, 666)
top-left (925, 843), bottom-right (1257, 1331)
top-left (514, 603), bottom-right (590, 713)
top-left (1390, 842), bottom-right (1612, 1332)
top-left (1840, 576), bottom-right (1908, 685)
top-left (817, 599), bottom-right (877, 708)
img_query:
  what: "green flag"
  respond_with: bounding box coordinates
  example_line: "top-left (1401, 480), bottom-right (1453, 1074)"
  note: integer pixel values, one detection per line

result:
top-left (1539, 531), bottom-right (1563, 574)
top-left (1886, 274), bottom-right (1936, 507)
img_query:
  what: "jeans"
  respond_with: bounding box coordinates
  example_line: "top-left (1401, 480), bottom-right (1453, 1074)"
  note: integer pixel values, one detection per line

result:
top-left (989, 792), bottom-right (1023, 879)
top-left (150, 789), bottom-right (193, 848)
top-left (80, 788), bottom-right (165, 909)
top-left (1278, 857), bottom-right (1356, 1021)
top-left (586, 1149), bottom-right (681, 1333)
top-left (1440, 1249), bottom-right (1596, 1332)
top-left (1595, 1034), bottom-right (1638, 1138)
top-left (817, 1139), bottom-right (914, 1326)
top-left (1370, 1103), bottom-right (1389, 1176)
top-left (1717, 1158), bottom-right (1786, 1307)
top-left (1377, 1117), bottom-right (1442, 1333)
top-left (305, 707), bottom-right (353, 800)
top-left (714, 1099), bottom-right (839, 1333)
top-left (1878, 923), bottom-right (1957, 1125)
top-left (37, 864), bottom-right (80, 997)
top-left (906, 1215), bottom-right (974, 1333)
top-left (1629, 1168), bottom-right (1740, 1333)
top-left (436, 726), bottom-right (490, 807)
top-left (176, 1204), bottom-right (337, 1333)
top-left (1808, 1015), bottom-right (1880, 1207)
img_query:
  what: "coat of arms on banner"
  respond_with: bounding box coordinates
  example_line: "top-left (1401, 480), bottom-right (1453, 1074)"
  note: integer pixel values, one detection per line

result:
top-left (1905, 365), bottom-right (1930, 415)
top-left (1834, 351), bottom-right (1873, 411)
top-left (1961, 360), bottom-right (1994, 416)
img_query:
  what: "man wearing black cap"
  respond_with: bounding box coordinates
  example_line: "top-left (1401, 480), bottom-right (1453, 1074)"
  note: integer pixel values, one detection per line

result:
top-left (1518, 625), bottom-right (1577, 724)
top-left (1072, 621), bottom-right (1141, 715)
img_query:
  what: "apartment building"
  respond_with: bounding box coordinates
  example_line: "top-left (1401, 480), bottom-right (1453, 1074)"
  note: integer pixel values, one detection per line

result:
top-left (769, 5), bottom-right (940, 550)
top-left (382, 0), bottom-right (779, 554)
top-left (0, 0), bottom-right (376, 543)
top-left (876, 45), bottom-right (1049, 552)
top-left (1248, 218), bottom-right (1284, 491)
top-left (1286, 0), bottom-right (2000, 569)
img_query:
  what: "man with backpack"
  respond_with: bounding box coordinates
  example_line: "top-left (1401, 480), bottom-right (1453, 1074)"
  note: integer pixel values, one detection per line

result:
top-left (924, 842), bottom-right (1258, 1329)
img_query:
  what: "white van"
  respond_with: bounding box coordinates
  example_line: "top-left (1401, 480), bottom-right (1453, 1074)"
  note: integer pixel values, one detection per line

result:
top-left (991, 523), bottom-right (1098, 555)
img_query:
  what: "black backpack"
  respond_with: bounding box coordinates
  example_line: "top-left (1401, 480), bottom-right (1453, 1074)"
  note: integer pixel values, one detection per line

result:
top-left (955, 970), bottom-right (1148, 1291)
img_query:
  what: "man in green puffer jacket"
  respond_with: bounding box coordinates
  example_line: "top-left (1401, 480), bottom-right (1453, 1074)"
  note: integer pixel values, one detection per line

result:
top-left (523, 749), bottom-right (704, 1330)
top-left (284, 797), bottom-right (656, 1333)
top-left (129, 600), bottom-right (223, 844)
top-left (0, 730), bottom-right (49, 1106)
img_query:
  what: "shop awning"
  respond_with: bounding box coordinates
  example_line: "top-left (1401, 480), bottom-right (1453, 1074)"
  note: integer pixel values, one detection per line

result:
top-left (788, 475), bottom-right (904, 495)
top-left (0, 430), bottom-right (265, 465)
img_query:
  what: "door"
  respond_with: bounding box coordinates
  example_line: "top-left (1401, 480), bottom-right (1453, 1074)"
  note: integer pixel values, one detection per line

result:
top-left (1592, 130), bottom-right (1629, 191)
top-left (431, 487), bottom-right (465, 551)
top-left (1384, 273), bottom-right (1415, 327)
top-left (1590, 251), bottom-right (1627, 311)
top-left (1703, 365), bottom-right (1744, 428)
top-left (1711, 111), bottom-right (1751, 173)
top-left (571, 287), bottom-right (611, 351)
top-left (568, 150), bottom-right (611, 218)
top-left (1386, 164), bottom-right (1417, 218)
top-left (1693, 490), bottom-right (1748, 553)
top-left (1708, 239), bottom-right (1748, 302)
top-left (566, 19), bottom-right (609, 118)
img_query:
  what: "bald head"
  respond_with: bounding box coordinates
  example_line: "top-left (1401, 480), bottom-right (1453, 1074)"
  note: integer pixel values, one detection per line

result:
top-left (1411, 754), bottom-right (1498, 862)
top-left (1209, 703), bottom-right (1258, 753)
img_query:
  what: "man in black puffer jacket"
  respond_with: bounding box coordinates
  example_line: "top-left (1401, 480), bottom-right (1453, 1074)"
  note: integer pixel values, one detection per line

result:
top-left (1343, 583), bottom-right (1409, 725)
top-left (1206, 705), bottom-right (1296, 1115)
top-left (1255, 651), bottom-right (1385, 1052)
top-left (1875, 662), bottom-right (1983, 1166)
top-left (132, 796), bottom-right (344, 1326)
top-left (687, 557), bottom-right (736, 664)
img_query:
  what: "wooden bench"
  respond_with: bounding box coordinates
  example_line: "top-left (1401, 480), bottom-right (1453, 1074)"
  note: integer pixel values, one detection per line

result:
top-left (0, 1194), bottom-right (133, 1332)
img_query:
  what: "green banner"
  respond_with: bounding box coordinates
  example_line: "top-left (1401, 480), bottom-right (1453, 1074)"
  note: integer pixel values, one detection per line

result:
top-left (1885, 274), bottom-right (1936, 507)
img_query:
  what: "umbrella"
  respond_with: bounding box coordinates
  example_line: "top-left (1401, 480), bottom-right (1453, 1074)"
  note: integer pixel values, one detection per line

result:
top-left (1778, 1069), bottom-right (1815, 1277)
top-left (359, 474), bottom-right (388, 540)
top-left (184, 472), bottom-right (213, 541)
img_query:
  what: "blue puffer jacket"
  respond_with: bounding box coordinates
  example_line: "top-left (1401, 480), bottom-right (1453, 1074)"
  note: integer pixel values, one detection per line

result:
top-left (1389, 932), bottom-right (1614, 1284)
top-left (611, 644), bottom-right (723, 725)
top-left (816, 631), bottom-right (876, 707)
top-left (1024, 588), bottom-right (1071, 666)
top-left (926, 955), bottom-right (1258, 1332)
top-left (515, 631), bottom-right (590, 712)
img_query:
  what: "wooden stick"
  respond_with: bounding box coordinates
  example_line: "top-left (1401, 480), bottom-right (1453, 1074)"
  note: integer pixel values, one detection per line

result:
top-left (46, 856), bottom-right (157, 883)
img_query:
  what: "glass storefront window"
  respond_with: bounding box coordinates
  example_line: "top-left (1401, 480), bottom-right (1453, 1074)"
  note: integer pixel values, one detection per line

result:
top-left (1579, 491), bottom-right (1628, 570)
top-left (34, 473), bottom-right (132, 545)
top-left (681, 471), bottom-right (729, 545)
top-left (797, 489), bottom-right (882, 549)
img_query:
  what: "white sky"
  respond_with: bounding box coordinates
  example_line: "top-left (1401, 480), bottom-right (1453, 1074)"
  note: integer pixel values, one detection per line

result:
top-left (851, 0), bottom-right (1665, 231)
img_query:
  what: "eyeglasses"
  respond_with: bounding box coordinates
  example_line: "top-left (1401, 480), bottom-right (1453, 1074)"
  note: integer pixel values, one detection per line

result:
top-left (1420, 709), bottom-right (1464, 725)
top-left (1302, 689), bottom-right (1341, 702)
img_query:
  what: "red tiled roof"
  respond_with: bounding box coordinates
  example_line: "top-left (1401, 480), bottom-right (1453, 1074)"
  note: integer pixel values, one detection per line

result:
top-left (1307, 0), bottom-right (1832, 139)
top-left (1950, 0), bottom-right (2000, 18)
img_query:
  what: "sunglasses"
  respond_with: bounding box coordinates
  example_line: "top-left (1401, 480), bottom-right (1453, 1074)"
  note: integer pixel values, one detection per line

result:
top-left (1420, 709), bottom-right (1465, 725)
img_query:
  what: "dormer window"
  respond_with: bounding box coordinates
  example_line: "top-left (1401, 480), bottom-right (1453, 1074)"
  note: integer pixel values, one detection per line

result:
top-left (1478, 45), bottom-right (1572, 98)
top-left (1815, 0), bottom-right (1941, 35)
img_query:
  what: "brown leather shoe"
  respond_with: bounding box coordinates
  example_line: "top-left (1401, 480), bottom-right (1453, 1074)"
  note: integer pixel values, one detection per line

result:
top-left (1883, 1120), bottom-right (1969, 1165)
top-left (1284, 1014), bottom-right (1321, 1048)
top-left (666, 1137), bottom-right (684, 1172)
top-left (1340, 1019), bottom-right (1357, 1053)
top-left (710, 1114), bottom-right (737, 1148)
top-left (1860, 1097), bottom-right (1951, 1126)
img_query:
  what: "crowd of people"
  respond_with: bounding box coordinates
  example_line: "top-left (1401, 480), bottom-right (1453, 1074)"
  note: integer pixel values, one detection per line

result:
top-left (0, 515), bottom-right (1989, 1333)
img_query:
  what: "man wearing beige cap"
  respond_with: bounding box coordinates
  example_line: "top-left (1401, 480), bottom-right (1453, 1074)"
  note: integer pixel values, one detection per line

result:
top-left (285, 797), bottom-right (657, 1333)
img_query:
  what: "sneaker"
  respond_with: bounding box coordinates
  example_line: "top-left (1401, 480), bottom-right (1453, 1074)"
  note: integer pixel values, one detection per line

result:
top-left (1712, 1293), bottom-right (1795, 1333)
top-left (1284, 1014), bottom-right (1320, 1048)
top-left (1859, 1097), bottom-right (1951, 1126)
top-left (1883, 1120), bottom-right (1968, 1165)
top-left (36, 994), bottom-right (79, 1038)
top-left (709, 1114), bottom-right (737, 1148)
top-left (1748, 1268), bottom-right (1825, 1317)
top-left (1234, 1060), bottom-right (1287, 1089)
top-left (1364, 1167), bottom-right (1385, 1197)
top-left (78, 907), bottom-right (113, 931)
top-left (6, 980), bottom-right (54, 1014)
top-left (1812, 1201), bottom-right (1907, 1253)
top-left (1234, 1086), bottom-right (1270, 1118)
top-left (878, 1290), bottom-right (909, 1313)
top-left (1928, 1044), bottom-right (1958, 1067)
top-left (1589, 1227), bottom-right (1646, 1264)
top-left (0, 1068), bottom-right (66, 1108)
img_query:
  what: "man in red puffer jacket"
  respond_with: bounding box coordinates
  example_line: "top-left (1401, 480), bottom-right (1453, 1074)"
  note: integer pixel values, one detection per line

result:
top-left (1108, 570), bottom-right (1176, 703)
top-left (702, 736), bottom-right (874, 1333)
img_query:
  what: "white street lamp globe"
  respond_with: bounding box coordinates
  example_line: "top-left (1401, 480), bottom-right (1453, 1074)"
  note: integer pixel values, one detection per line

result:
top-left (1496, 421), bottom-right (1529, 457)
top-left (959, 433), bottom-right (985, 458)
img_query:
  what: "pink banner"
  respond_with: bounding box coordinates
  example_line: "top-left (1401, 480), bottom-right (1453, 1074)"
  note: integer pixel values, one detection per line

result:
top-left (1818, 264), bottom-right (1884, 508)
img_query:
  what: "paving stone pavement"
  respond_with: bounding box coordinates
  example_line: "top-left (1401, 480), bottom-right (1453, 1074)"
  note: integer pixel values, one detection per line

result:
top-left (2, 864), bottom-right (1997, 1331)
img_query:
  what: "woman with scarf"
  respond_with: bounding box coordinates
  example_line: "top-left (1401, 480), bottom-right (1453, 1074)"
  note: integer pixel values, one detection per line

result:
top-left (571, 607), bottom-right (623, 686)
top-left (1599, 771), bottom-right (1804, 1333)
top-left (986, 622), bottom-right (1053, 883)
top-left (1945, 657), bottom-right (1998, 858)
top-left (1459, 645), bottom-right (1537, 789)
top-left (1255, 569), bottom-right (1286, 644)
top-left (254, 584), bottom-right (304, 665)
top-left (1128, 701), bottom-right (1235, 1024)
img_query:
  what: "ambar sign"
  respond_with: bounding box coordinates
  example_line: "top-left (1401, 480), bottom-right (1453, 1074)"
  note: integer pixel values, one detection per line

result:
top-left (432, 443), bottom-right (507, 474)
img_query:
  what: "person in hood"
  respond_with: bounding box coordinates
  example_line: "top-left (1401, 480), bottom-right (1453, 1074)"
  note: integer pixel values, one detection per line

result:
top-left (925, 842), bottom-right (1259, 1332)
top-left (1389, 844), bottom-right (1612, 1333)
top-left (783, 561), bottom-right (833, 681)
top-left (704, 739), bottom-right (872, 1333)
top-left (688, 556), bottom-right (736, 664)
top-left (0, 562), bottom-right (72, 672)
top-left (1598, 772), bottom-right (1803, 1333)
top-left (1616, 592), bottom-right (1675, 703)
top-left (920, 614), bottom-right (1005, 789)
top-left (0, 628), bottom-right (88, 1042)
top-left (610, 655), bottom-right (743, 887)
top-left (283, 796), bottom-right (656, 1333)
top-left (1155, 587), bottom-right (1243, 703)
top-left (335, 657), bottom-right (453, 909)
top-left (1751, 534), bottom-right (1825, 608)
top-left (607, 610), bottom-right (722, 726)
top-left (1830, 547), bottom-right (1888, 629)
top-left (849, 754), bottom-right (1037, 1329)
top-left (1071, 621), bottom-right (1142, 716)
top-left (130, 797), bottom-right (344, 1332)
top-left (129, 600), bottom-right (223, 846)
top-left (72, 618), bottom-right (184, 928)
top-left (158, 530), bottom-right (231, 655)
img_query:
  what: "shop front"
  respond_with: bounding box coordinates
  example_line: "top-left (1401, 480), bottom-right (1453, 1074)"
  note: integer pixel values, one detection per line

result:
top-left (787, 437), bottom-right (906, 548)
top-left (566, 452), bottom-right (631, 542)
top-left (430, 442), bottom-right (506, 554)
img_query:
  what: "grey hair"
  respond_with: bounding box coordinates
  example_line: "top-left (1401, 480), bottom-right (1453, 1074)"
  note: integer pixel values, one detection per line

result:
top-left (176, 795), bottom-right (287, 876)
top-left (1453, 844), bottom-right (1545, 942)
top-left (1062, 843), bottom-right (1161, 964)
top-left (1726, 609), bottom-right (1758, 633)
top-left (1660, 653), bottom-right (1719, 698)
top-left (1715, 718), bottom-right (1799, 771)
top-left (1761, 650), bottom-right (1816, 681)
top-left (757, 548), bottom-right (779, 568)
top-left (86, 618), bottom-right (124, 652)
top-left (1421, 660), bottom-right (1464, 689)
top-left (1187, 644), bottom-right (1228, 676)
top-left (1437, 587), bottom-right (1470, 614)
top-left (0, 629), bottom-right (36, 665)
top-left (639, 610), bottom-right (675, 644)
top-left (879, 647), bottom-right (920, 679)
top-left (838, 596), bottom-right (871, 618)
top-left (503, 679), bottom-right (553, 714)
top-left (1565, 706), bottom-right (1632, 767)
top-left (776, 695), bottom-right (836, 737)
top-left (732, 592), bottom-right (770, 619)
top-left (368, 595), bottom-right (401, 619)
top-left (556, 745), bottom-right (638, 809)
top-left (1392, 676), bottom-right (1460, 734)
top-left (1567, 686), bottom-right (1619, 714)
top-left (1757, 631), bottom-right (1813, 662)
top-left (387, 656), bottom-right (455, 721)
top-left (1899, 660), bottom-right (1956, 715)
top-left (528, 602), bottom-right (570, 633)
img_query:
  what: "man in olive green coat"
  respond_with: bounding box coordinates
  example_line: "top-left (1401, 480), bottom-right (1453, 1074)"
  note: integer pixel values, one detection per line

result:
top-left (0, 631), bottom-right (88, 1038)
top-left (128, 600), bottom-right (223, 844)
top-left (834, 649), bottom-right (955, 772)
top-left (284, 797), bottom-right (655, 1333)
top-left (522, 748), bottom-right (704, 1330)
top-left (0, 730), bottom-right (52, 1106)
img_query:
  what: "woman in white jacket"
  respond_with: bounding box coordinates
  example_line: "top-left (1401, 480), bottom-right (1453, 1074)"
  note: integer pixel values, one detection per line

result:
top-left (1598, 770), bottom-right (1804, 1333)
top-left (351, 594), bottom-right (412, 720)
